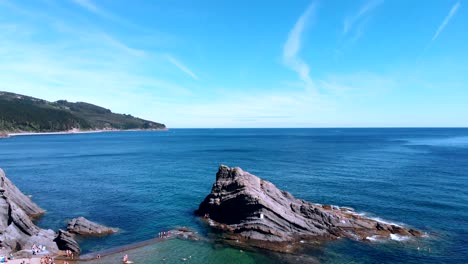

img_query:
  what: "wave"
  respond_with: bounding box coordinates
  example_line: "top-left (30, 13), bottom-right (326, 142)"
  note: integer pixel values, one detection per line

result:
top-left (368, 217), bottom-right (403, 227)
top-left (344, 210), bottom-right (404, 227)
top-left (406, 136), bottom-right (468, 148)
top-left (389, 234), bottom-right (410, 241)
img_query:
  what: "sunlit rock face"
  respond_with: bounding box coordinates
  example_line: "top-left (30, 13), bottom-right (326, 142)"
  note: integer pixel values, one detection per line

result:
top-left (195, 165), bottom-right (423, 252)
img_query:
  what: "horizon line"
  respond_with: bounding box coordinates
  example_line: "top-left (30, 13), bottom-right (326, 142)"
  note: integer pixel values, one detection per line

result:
top-left (167, 126), bottom-right (468, 129)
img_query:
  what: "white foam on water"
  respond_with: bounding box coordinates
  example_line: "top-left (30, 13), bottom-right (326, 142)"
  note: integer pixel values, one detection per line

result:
top-left (370, 217), bottom-right (402, 227)
top-left (366, 235), bottom-right (381, 242)
top-left (390, 234), bottom-right (410, 241)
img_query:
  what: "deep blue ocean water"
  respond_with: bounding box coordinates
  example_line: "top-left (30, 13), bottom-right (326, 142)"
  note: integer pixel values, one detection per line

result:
top-left (0, 128), bottom-right (467, 263)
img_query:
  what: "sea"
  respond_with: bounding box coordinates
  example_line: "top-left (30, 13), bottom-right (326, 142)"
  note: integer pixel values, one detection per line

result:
top-left (0, 128), bottom-right (467, 263)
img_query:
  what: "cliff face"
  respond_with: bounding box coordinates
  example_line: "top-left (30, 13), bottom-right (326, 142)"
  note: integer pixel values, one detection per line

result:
top-left (1, 169), bottom-right (45, 218)
top-left (0, 168), bottom-right (78, 253)
top-left (195, 165), bottom-right (422, 252)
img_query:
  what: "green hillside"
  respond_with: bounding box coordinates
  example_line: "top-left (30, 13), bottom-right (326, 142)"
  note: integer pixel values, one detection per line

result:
top-left (0, 91), bottom-right (165, 133)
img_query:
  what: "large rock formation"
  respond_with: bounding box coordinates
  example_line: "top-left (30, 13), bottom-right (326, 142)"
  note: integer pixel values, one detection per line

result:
top-left (1, 169), bottom-right (44, 218)
top-left (54, 230), bottom-right (80, 254)
top-left (195, 165), bottom-right (423, 252)
top-left (0, 168), bottom-right (78, 254)
top-left (67, 217), bottom-right (117, 236)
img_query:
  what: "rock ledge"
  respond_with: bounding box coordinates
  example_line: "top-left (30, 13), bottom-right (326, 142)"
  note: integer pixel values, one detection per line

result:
top-left (67, 217), bottom-right (117, 236)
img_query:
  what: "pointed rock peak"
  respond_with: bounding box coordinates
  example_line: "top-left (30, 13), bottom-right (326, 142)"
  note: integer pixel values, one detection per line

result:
top-left (216, 165), bottom-right (246, 180)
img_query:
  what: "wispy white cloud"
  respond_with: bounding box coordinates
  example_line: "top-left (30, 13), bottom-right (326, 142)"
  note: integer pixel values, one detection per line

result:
top-left (283, 2), bottom-right (317, 93)
top-left (0, 11), bottom-right (193, 121)
top-left (432, 1), bottom-right (461, 42)
top-left (70, 0), bottom-right (136, 28)
top-left (100, 33), bottom-right (146, 57)
top-left (71, 0), bottom-right (103, 16)
top-left (343, 0), bottom-right (384, 35)
top-left (165, 55), bottom-right (199, 80)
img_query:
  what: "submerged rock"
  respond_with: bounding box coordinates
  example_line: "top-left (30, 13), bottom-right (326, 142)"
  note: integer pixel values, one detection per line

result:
top-left (0, 168), bottom-right (79, 254)
top-left (67, 217), bottom-right (117, 236)
top-left (195, 165), bottom-right (423, 252)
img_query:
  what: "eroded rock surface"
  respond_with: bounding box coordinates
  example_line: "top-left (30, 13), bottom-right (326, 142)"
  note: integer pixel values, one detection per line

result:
top-left (54, 229), bottom-right (80, 254)
top-left (1, 168), bottom-right (44, 218)
top-left (0, 168), bottom-right (78, 254)
top-left (67, 217), bottom-right (117, 236)
top-left (195, 165), bottom-right (423, 252)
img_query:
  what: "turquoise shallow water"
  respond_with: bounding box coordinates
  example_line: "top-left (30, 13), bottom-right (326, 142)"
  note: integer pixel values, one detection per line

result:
top-left (0, 128), bottom-right (467, 263)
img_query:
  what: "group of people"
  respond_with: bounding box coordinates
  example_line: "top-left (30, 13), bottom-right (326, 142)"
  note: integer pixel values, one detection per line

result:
top-left (0, 254), bottom-right (13, 262)
top-left (157, 230), bottom-right (171, 238)
top-left (65, 250), bottom-right (74, 259)
top-left (39, 255), bottom-right (55, 264)
top-left (31, 244), bottom-right (46, 255)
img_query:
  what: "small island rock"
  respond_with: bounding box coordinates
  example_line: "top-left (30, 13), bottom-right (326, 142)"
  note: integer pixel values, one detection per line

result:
top-left (195, 165), bottom-right (423, 252)
top-left (67, 217), bottom-right (117, 236)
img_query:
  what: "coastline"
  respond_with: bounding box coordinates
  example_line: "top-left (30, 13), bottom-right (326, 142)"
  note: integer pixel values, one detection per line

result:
top-left (4, 228), bottom-right (199, 264)
top-left (2, 128), bottom-right (168, 138)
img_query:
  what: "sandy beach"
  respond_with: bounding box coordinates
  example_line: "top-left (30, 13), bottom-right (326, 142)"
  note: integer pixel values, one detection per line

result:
top-left (4, 128), bottom-right (168, 138)
top-left (7, 129), bottom-right (106, 137)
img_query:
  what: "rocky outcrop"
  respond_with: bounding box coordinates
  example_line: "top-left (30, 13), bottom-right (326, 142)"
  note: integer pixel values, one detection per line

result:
top-left (67, 217), bottom-right (117, 236)
top-left (195, 165), bottom-right (423, 252)
top-left (1, 168), bottom-right (44, 218)
top-left (0, 168), bottom-right (78, 254)
top-left (0, 168), bottom-right (58, 253)
top-left (54, 230), bottom-right (80, 254)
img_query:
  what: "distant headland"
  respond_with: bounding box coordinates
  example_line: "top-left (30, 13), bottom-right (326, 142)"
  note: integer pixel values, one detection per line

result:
top-left (0, 91), bottom-right (166, 137)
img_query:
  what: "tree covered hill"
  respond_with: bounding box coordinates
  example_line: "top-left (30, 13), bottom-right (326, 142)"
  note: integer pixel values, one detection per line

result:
top-left (0, 91), bottom-right (166, 133)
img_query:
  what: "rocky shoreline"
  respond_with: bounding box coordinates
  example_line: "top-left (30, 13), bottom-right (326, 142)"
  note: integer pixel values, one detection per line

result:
top-left (0, 168), bottom-right (121, 258)
top-left (195, 165), bottom-right (424, 252)
top-left (0, 164), bottom-right (426, 262)
top-left (0, 167), bottom-right (203, 262)
top-left (1, 168), bottom-right (65, 255)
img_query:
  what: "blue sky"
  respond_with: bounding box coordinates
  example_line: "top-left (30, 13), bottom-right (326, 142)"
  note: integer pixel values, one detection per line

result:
top-left (0, 0), bottom-right (466, 128)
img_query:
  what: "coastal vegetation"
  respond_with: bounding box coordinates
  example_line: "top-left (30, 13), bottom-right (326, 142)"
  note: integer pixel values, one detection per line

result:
top-left (0, 91), bottom-right (165, 133)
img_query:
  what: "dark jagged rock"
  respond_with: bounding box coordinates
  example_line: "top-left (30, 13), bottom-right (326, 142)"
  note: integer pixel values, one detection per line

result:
top-left (67, 217), bottom-right (117, 236)
top-left (0, 168), bottom-right (45, 218)
top-left (195, 165), bottom-right (423, 252)
top-left (54, 229), bottom-right (80, 254)
top-left (0, 168), bottom-right (79, 254)
top-left (0, 168), bottom-right (59, 253)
